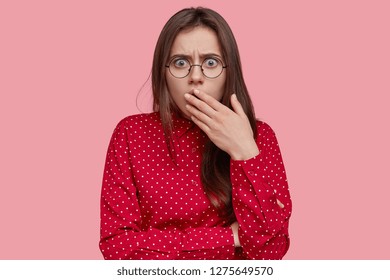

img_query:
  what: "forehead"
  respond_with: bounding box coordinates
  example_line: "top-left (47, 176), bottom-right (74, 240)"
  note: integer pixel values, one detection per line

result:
top-left (170, 26), bottom-right (222, 56)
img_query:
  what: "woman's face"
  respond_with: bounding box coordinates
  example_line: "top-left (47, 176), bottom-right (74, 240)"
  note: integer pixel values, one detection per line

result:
top-left (166, 26), bottom-right (226, 119)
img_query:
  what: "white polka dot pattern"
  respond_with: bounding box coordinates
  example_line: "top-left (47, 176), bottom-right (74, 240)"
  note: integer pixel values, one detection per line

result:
top-left (99, 112), bottom-right (292, 260)
top-left (231, 121), bottom-right (292, 260)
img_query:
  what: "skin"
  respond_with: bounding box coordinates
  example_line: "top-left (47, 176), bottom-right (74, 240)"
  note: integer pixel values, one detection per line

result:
top-left (166, 27), bottom-right (261, 247)
top-left (166, 27), bottom-right (259, 161)
top-left (166, 26), bottom-right (227, 119)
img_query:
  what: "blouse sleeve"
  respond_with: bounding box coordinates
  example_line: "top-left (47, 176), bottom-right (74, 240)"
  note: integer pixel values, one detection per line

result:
top-left (230, 121), bottom-right (292, 260)
top-left (99, 119), bottom-right (235, 260)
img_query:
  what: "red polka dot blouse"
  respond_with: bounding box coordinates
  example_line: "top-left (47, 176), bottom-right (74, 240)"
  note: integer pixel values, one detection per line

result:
top-left (99, 112), bottom-right (292, 260)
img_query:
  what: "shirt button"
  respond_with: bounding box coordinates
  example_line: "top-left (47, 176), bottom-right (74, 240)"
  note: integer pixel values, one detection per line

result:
top-left (191, 180), bottom-right (198, 186)
top-left (248, 170), bottom-right (255, 176)
top-left (191, 148), bottom-right (197, 153)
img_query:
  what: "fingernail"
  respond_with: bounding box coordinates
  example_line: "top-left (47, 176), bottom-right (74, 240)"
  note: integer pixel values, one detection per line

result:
top-left (194, 89), bottom-right (200, 94)
top-left (184, 93), bottom-right (190, 99)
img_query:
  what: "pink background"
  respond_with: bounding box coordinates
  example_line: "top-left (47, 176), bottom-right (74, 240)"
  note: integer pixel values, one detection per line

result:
top-left (1, 0), bottom-right (389, 259)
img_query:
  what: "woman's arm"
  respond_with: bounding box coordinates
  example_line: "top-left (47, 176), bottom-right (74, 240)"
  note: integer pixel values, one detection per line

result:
top-left (184, 91), bottom-right (292, 259)
top-left (230, 122), bottom-right (292, 259)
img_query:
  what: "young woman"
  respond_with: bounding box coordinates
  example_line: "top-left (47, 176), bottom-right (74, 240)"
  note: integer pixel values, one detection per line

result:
top-left (99, 7), bottom-right (292, 260)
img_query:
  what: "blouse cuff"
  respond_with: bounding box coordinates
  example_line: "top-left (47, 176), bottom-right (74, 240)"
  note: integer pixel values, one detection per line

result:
top-left (230, 154), bottom-right (274, 201)
top-left (230, 154), bottom-right (266, 180)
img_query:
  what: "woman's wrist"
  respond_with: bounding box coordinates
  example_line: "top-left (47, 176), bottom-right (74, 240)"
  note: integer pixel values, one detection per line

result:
top-left (229, 140), bottom-right (259, 161)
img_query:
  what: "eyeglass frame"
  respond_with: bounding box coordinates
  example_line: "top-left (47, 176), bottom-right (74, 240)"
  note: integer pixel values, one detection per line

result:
top-left (165, 57), bottom-right (228, 79)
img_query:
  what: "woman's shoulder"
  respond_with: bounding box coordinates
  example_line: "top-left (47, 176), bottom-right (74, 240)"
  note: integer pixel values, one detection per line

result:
top-left (113, 112), bottom-right (162, 132)
top-left (254, 119), bottom-right (280, 144)
top-left (119, 112), bottom-right (160, 124)
top-left (255, 119), bottom-right (275, 135)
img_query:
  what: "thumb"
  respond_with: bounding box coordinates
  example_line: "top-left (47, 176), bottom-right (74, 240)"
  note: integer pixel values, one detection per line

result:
top-left (230, 94), bottom-right (246, 116)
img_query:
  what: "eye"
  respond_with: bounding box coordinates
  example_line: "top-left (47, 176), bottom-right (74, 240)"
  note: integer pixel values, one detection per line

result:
top-left (203, 58), bottom-right (220, 68)
top-left (172, 58), bottom-right (189, 68)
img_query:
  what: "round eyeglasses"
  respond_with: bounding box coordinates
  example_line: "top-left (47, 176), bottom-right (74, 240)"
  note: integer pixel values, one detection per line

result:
top-left (165, 57), bottom-right (227, 79)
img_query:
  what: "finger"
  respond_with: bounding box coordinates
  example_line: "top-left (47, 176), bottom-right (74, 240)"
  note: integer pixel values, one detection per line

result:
top-left (230, 94), bottom-right (246, 117)
top-left (276, 199), bottom-right (285, 209)
top-left (184, 93), bottom-right (216, 118)
top-left (191, 89), bottom-right (227, 112)
top-left (185, 103), bottom-right (212, 125)
top-left (190, 114), bottom-right (211, 134)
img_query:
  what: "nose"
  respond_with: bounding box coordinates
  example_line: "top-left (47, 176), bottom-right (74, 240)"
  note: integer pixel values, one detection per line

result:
top-left (188, 64), bottom-right (204, 84)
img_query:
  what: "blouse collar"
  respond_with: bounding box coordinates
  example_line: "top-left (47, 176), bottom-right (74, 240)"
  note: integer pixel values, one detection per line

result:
top-left (171, 113), bottom-right (196, 138)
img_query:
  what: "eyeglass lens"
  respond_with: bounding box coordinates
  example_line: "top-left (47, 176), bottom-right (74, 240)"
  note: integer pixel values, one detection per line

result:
top-left (168, 57), bottom-right (224, 78)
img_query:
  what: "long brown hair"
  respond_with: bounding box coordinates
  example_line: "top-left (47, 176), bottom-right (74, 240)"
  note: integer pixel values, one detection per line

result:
top-left (152, 7), bottom-right (257, 223)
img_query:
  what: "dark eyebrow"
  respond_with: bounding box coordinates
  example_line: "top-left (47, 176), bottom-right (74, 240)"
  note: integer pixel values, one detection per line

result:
top-left (169, 53), bottom-right (223, 61)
